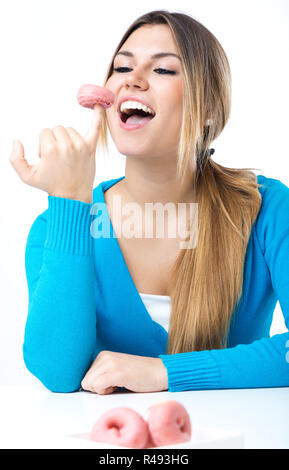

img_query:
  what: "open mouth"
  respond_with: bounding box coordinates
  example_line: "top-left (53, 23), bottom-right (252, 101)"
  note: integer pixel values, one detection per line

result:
top-left (119, 108), bottom-right (156, 124)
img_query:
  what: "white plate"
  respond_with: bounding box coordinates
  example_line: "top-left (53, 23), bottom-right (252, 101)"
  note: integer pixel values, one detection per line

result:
top-left (66, 426), bottom-right (244, 449)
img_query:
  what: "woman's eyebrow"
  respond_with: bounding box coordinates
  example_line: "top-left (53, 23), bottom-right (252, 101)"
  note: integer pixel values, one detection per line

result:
top-left (115, 50), bottom-right (181, 61)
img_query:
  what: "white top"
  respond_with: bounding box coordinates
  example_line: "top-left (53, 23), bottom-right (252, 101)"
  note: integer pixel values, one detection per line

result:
top-left (139, 292), bottom-right (171, 332)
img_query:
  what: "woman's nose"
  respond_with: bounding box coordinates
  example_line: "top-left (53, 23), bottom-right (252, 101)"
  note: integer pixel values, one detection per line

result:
top-left (123, 69), bottom-right (148, 89)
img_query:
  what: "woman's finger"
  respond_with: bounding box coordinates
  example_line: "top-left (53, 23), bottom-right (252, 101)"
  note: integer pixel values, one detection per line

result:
top-left (51, 125), bottom-right (72, 143)
top-left (39, 127), bottom-right (56, 143)
top-left (10, 141), bottom-right (37, 185)
top-left (89, 373), bottom-right (117, 395)
top-left (99, 386), bottom-right (118, 395)
top-left (66, 126), bottom-right (87, 150)
top-left (39, 128), bottom-right (56, 158)
top-left (84, 104), bottom-right (104, 150)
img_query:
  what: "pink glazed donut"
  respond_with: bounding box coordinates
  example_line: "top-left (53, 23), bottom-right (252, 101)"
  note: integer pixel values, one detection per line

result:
top-left (90, 407), bottom-right (149, 449)
top-left (77, 84), bottom-right (115, 109)
top-left (147, 400), bottom-right (192, 447)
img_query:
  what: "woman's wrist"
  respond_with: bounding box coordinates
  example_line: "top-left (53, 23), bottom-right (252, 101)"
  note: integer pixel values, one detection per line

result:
top-left (46, 195), bottom-right (94, 255)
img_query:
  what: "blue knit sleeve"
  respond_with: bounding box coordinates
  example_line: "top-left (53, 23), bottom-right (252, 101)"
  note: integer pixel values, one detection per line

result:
top-left (159, 177), bottom-right (289, 391)
top-left (23, 196), bottom-right (97, 392)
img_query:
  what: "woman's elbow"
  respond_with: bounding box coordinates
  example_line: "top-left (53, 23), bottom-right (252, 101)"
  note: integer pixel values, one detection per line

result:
top-left (23, 350), bottom-right (82, 393)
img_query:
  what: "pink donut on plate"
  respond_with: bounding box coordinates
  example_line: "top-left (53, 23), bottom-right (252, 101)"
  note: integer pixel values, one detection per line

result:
top-left (90, 407), bottom-right (149, 449)
top-left (77, 84), bottom-right (115, 110)
top-left (147, 400), bottom-right (192, 447)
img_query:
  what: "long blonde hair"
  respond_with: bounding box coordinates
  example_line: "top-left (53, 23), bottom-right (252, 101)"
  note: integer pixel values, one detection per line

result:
top-left (97, 10), bottom-right (262, 353)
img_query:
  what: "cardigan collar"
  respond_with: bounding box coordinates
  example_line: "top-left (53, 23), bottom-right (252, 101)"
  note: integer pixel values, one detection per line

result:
top-left (92, 176), bottom-right (168, 357)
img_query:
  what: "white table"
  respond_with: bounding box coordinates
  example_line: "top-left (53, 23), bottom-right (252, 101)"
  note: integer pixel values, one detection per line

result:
top-left (0, 384), bottom-right (288, 449)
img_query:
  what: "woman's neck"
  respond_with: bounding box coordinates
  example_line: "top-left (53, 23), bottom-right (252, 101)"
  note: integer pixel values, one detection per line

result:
top-left (120, 158), bottom-right (197, 207)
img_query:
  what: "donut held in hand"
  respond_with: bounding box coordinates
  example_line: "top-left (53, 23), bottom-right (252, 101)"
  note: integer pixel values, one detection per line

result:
top-left (90, 407), bottom-right (149, 449)
top-left (77, 84), bottom-right (115, 110)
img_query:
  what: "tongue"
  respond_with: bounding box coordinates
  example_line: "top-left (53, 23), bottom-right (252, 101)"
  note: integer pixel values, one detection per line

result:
top-left (126, 115), bottom-right (153, 125)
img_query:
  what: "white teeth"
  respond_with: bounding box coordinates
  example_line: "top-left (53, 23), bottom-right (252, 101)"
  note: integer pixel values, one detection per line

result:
top-left (120, 100), bottom-right (155, 115)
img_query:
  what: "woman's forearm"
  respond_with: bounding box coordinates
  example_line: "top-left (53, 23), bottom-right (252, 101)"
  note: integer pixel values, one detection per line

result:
top-left (159, 331), bottom-right (289, 391)
top-left (23, 196), bottom-right (97, 392)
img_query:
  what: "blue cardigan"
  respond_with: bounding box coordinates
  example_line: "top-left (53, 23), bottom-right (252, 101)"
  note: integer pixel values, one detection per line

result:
top-left (23, 174), bottom-right (289, 392)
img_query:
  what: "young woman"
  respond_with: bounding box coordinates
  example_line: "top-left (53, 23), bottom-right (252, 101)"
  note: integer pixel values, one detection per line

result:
top-left (10, 10), bottom-right (289, 394)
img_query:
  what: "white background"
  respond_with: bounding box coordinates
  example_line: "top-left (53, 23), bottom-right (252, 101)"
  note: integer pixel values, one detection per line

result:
top-left (0, 0), bottom-right (288, 387)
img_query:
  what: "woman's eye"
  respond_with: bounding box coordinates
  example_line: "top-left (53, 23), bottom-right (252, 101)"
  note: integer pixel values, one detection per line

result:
top-left (113, 67), bottom-right (176, 75)
top-left (155, 68), bottom-right (176, 75)
top-left (112, 67), bottom-right (131, 73)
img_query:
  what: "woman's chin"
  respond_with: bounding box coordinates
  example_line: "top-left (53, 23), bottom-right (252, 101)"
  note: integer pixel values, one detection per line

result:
top-left (117, 148), bottom-right (153, 159)
top-left (111, 139), bottom-right (154, 158)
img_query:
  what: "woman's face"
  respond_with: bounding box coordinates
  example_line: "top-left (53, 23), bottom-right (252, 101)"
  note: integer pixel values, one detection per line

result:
top-left (105, 24), bottom-right (184, 161)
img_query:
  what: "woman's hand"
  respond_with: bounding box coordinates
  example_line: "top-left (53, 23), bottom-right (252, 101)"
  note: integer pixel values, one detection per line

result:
top-left (81, 350), bottom-right (169, 394)
top-left (9, 104), bottom-right (104, 203)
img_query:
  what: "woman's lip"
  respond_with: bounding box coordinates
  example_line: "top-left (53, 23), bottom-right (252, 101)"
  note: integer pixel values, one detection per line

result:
top-left (117, 112), bottom-right (155, 131)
